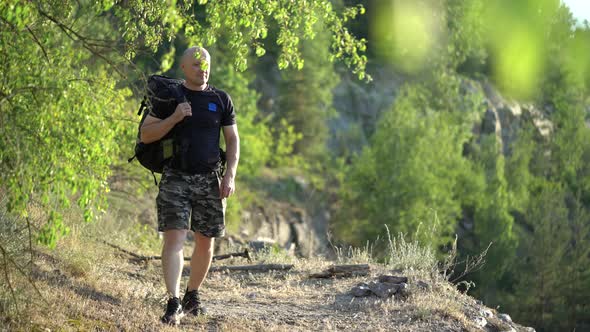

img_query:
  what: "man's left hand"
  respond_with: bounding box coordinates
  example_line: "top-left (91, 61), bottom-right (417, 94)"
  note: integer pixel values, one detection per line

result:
top-left (220, 175), bottom-right (235, 198)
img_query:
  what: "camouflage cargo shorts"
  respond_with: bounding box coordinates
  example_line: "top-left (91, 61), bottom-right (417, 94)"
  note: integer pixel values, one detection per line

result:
top-left (156, 166), bottom-right (226, 237)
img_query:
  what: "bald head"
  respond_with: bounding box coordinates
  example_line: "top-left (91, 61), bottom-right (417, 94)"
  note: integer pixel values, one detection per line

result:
top-left (180, 46), bottom-right (211, 89)
top-left (181, 46), bottom-right (210, 65)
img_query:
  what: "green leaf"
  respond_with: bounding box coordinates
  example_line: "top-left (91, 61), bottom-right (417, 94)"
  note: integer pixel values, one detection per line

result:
top-left (255, 46), bottom-right (266, 57)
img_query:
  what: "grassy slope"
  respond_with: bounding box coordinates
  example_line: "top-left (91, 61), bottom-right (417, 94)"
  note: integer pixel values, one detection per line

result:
top-left (2, 230), bottom-right (530, 331)
top-left (3, 235), bottom-right (515, 331)
top-left (0, 178), bottom-right (533, 332)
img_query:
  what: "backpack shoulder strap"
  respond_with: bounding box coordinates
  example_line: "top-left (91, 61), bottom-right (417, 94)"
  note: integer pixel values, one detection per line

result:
top-left (170, 83), bottom-right (187, 104)
top-left (137, 96), bottom-right (148, 116)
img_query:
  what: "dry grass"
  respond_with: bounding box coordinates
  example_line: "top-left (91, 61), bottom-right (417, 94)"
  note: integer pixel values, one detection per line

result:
top-left (1, 191), bottom-right (530, 332)
top-left (1, 230), bottom-right (521, 332)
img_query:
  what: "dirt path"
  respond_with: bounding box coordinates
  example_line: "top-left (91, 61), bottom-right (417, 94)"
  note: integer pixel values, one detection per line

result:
top-left (10, 242), bottom-right (534, 332)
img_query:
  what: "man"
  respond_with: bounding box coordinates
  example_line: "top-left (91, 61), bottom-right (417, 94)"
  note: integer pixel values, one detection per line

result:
top-left (140, 46), bottom-right (239, 325)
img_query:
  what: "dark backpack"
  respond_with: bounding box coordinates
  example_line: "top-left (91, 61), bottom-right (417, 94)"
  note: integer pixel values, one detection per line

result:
top-left (128, 75), bottom-right (227, 184)
top-left (128, 75), bottom-right (186, 183)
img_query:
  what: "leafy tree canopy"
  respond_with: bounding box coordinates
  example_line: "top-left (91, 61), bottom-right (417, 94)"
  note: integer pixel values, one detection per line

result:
top-left (0, 0), bottom-right (369, 247)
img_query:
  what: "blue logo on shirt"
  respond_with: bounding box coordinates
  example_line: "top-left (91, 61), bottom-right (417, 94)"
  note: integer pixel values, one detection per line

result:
top-left (208, 102), bottom-right (217, 112)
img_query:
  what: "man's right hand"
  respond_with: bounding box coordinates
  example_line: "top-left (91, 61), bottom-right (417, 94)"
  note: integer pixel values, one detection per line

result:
top-left (172, 102), bottom-right (192, 123)
top-left (140, 102), bottom-right (192, 143)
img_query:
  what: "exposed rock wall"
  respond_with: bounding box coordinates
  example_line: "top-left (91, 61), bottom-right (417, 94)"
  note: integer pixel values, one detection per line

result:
top-left (479, 81), bottom-right (553, 155)
top-left (238, 201), bottom-right (325, 258)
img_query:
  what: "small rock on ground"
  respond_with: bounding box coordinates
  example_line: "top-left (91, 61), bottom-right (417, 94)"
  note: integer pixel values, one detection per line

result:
top-left (498, 313), bottom-right (512, 323)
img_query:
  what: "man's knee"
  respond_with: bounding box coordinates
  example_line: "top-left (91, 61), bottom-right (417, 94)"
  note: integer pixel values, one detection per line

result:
top-left (163, 229), bottom-right (188, 251)
top-left (194, 232), bottom-right (215, 253)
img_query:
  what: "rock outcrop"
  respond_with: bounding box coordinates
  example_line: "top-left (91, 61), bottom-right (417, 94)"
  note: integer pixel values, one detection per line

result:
top-left (478, 80), bottom-right (553, 156)
top-left (236, 200), bottom-right (324, 258)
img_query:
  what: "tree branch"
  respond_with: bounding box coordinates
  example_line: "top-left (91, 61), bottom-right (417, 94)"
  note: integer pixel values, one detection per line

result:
top-left (209, 264), bottom-right (294, 273)
top-left (26, 217), bottom-right (34, 271)
top-left (99, 239), bottom-right (252, 262)
top-left (5, 248), bottom-right (48, 305)
top-left (36, 8), bottom-right (127, 79)
top-left (0, 244), bottom-right (19, 313)
top-left (0, 86), bottom-right (61, 103)
top-left (26, 25), bottom-right (49, 62)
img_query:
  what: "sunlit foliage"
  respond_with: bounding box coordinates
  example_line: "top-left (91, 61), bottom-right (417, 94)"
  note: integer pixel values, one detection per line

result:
top-left (0, 0), bottom-right (369, 247)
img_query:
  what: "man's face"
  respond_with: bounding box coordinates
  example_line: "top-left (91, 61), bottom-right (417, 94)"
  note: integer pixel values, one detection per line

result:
top-left (183, 51), bottom-right (210, 85)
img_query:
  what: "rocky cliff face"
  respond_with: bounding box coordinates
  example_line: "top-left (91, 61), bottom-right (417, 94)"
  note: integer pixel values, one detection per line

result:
top-left (330, 69), bottom-right (556, 160)
top-left (477, 80), bottom-right (553, 155)
top-left (238, 200), bottom-right (325, 257)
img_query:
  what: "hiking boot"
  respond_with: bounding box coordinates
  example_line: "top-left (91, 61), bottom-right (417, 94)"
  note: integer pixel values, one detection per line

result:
top-left (182, 288), bottom-right (205, 316)
top-left (161, 297), bottom-right (183, 325)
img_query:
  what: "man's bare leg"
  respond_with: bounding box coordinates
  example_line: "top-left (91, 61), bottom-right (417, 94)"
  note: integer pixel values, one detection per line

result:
top-left (162, 229), bottom-right (187, 297)
top-left (187, 232), bottom-right (214, 291)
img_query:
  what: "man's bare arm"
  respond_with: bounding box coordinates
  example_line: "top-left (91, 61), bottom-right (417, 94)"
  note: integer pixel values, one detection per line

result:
top-left (220, 124), bottom-right (240, 198)
top-left (140, 102), bottom-right (192, 143)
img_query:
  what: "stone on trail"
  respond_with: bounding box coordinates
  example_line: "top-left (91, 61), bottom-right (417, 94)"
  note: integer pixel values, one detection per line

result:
top-left (368, 281), bottom-right (400, 298)
top-left (416, 280), bottom-right (430, 290)
top-left (480, 308), bottom-right (493, 318)
top-left (397, 282), bottom-right (410, 298)
top-left (377, 275), bottom-right (408, 284)
top-left (498, 313), bottom-right (512, 323)
top-left (473, 316), bottom-right (487, 328)
top-left (351, 283), bottom-right (372, 297)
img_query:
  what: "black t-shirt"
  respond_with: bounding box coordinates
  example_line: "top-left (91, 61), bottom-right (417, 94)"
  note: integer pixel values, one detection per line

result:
top-left (150, 85), bottom-right (236, 173)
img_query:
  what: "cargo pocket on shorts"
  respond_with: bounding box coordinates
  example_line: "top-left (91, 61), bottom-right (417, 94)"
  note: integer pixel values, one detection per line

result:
top-left (214, 171), bottom-right (227, 211)
top-left (213, 171), bottom-right (222, 199)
